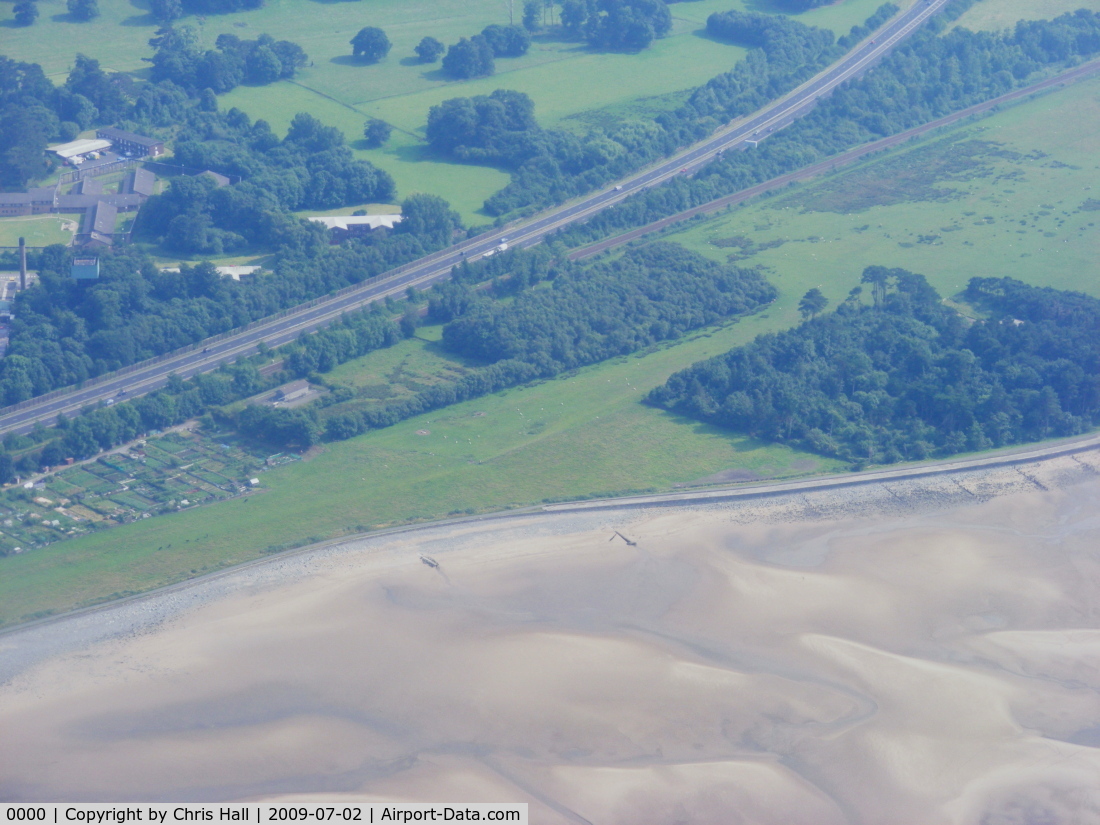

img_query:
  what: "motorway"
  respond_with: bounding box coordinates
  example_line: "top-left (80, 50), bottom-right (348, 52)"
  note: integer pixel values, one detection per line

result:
top-left (0, 0), bottom-right (949, 437)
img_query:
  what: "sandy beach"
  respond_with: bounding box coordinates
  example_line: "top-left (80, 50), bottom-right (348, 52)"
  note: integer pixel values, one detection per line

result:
top-left (2, 452), bottom-right (1100, 823)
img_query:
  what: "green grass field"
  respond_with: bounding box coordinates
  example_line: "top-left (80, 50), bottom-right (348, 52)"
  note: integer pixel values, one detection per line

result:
top-left (0, 215), bottom-right (75, 247)
top-left (0, 311), bottom-right (834, 627)
top-left (3, 0), bottom-right (911, 222)
top-left (661, 70), bottom-right (1100, 317)
top-left (954, 0), bottom-right (1100, 31)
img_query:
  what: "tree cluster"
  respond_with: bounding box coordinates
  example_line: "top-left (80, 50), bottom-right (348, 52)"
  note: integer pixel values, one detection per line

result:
top-left (0, 362), bottom-right (266, 479)
top-left (650, 271), bottom-right (1100, 466)
top-left (439, 23), bottom-right (531, 79)
top-left (0, 191), bottom-right (461, 405)
top-left (0, 53), bottom-right (133, 188)
top-left (441, 242), bottom-right (775, 373)
top-left (149, 27), bottom-right (307, 93)
top-left (560, 0), bottom-right (673, 51)
top-left (426, 89), bottom-right (540, 166)
top-left (67, 0), bottom-right (99, 21)
top-left (480, 24), bottom-right (532, 57)
top-left (415, 36), bottom-right (445, 63)
top-left (141, 109), bottom-right (395, 253)
top-left (13, 1), bottom-right (39, 26)
top-left (441, 35), bottom-right (496, 79)
top-left (315, 243), bottom-right (774, 443)
top-left (350, 27), bottom-right (391, 62)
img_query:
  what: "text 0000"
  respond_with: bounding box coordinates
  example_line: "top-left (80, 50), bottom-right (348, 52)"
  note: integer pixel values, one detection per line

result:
top-left (7, 811), bottom-right (47, 822)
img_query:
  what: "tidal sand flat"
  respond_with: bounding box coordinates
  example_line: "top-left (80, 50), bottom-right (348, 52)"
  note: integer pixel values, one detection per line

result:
top-left (3, 455), bottom-right (1100, 823)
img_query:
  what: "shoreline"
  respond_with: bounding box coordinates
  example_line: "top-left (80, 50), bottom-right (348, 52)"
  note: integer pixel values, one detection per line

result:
top-left (3, 439), bottom-right (1098, 687)
top-left (2, 428), bottom-right (1098, 642)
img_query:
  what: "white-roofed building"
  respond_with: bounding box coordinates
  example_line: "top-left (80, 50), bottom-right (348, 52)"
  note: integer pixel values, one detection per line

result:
top-left (48, 138), bottom-right (113, 161)
top-left (307, 214), bottom-right (402, 242)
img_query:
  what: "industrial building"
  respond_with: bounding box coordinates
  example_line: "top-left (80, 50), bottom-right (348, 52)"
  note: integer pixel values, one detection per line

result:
top-left (0, 167), bottom-right (156, 249)
top-left (77, 202), bottom-right (118, 248)
top-left (0, 188), bottom-right (57, 217)
top-left (95, 127), bottom-right (164, 158)
top-left (307, 214), bottom-right (403, 244)
top-left (48, 138), bottom-right (113, 165)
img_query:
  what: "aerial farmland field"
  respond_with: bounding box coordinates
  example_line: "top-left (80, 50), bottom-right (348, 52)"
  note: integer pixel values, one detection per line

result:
top-left (2, 0), bottom-right (911, 221)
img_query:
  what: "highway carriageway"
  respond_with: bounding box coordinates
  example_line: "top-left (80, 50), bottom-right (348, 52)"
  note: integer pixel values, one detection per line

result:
top-left (0, 0), bottom-right (951, 437)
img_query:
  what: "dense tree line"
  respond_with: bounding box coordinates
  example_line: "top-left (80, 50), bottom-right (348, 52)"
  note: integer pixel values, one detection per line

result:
top-left (427, 7), bottom-right (893, 216)
top-left (442, 242), bottom-right (775, 372)
top-left (0, 54), bottom-right (131, 187)
top-left (151, 0), bottom-right (262, 22)
top-left (557, 6), bottom-right (1100, 245)
top-left (0, 361), bottom-right (268, 480)
top-left (650, 271), bottom-right (1100, 466)
top-left (0, 193), bottom-right (460, 405)
top-left (560, 0), bottom-right (673, 50)
top-left (140, 109), bottom-right (395, 253)
top-left (773, 0), bottom-right (832, 12)
top-left (285, 307), bottom-right (403, 377)
top-left (316, 243), bottom-right (775, 442)
top-left (149, 27), bottom-right (307, 93)
top-left (236, 405), bottom-right (319, 449)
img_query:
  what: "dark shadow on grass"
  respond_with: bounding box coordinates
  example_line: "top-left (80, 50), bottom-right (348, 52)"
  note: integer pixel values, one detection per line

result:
top-left (331, 54), bottom-right (376, 66)
top-left (743, 0), bottom-right (799, 15)
top-left (530, 31), bottom-right (587, 48)
top-left (390, 142), bottom-right (512, 180)
top-left (693, 26), bottom-right (744, 46)
top-left (121, 12), bottom-right (157, 26)
top-left (420, 339), bottom-right (492, 370)
top-left (0, 20), bottom-right (21, 28)
top-left (400, 56), bottom-right (428, 67)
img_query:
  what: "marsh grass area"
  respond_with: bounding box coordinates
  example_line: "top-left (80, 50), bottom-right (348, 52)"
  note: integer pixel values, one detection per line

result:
top-left (668, 70), bottom-right (1100, 318)
top-left (2, 0), bottom-right (902, 223)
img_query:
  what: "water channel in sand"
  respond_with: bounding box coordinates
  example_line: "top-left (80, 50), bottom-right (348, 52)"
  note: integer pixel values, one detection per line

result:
top-left (2, 454), bottom-right (1100, 823)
